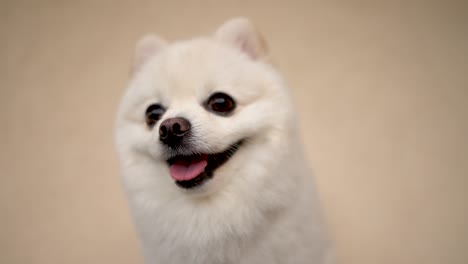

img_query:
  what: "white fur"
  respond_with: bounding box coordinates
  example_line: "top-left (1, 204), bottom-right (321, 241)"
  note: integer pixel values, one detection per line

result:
top-left (115, 18), bottom-right (333, 264)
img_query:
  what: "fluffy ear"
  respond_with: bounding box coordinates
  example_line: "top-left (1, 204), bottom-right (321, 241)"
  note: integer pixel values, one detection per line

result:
top-left (215, 17), bottom-right (268, 60)
top-left (133, 35), bottom-right (167, 73)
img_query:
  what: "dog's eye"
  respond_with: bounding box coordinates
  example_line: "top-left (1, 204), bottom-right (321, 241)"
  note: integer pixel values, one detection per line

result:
top-left (145, 104), bottom-right (166, 127)
top-left (206, 92), bottom-right (236, 115)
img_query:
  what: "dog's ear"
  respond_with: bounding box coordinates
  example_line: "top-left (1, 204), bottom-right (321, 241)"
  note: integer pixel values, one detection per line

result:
top-left (215, 17), bottom-right (268, 60)
top-left (133, 35), bottom-right (167, 73)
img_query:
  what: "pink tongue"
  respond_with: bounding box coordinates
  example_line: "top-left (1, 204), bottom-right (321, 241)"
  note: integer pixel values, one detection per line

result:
top-left (169, 159), bottom-right (208, 181)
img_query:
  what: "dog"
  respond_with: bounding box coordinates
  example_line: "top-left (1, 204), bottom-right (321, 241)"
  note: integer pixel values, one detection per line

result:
top-left (115, 17), bottom-right (333, 264)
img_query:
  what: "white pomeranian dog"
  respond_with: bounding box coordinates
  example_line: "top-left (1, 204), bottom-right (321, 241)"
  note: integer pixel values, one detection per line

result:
top-left (115, 18), bottom-right (333, 264)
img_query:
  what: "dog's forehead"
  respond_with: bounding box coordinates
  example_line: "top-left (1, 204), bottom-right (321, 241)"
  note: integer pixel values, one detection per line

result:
top-left (156, 39), bottom-right (244, 96)
top-left (135, 37), bottom-right (280, 108)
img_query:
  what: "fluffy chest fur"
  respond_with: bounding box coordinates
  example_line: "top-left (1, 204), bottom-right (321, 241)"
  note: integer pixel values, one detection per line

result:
top-left (124, 157), bottom-right (329, 264)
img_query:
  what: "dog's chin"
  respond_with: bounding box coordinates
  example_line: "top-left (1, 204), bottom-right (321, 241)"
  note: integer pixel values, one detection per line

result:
top-left (165, 140), bottom-right (244, 189)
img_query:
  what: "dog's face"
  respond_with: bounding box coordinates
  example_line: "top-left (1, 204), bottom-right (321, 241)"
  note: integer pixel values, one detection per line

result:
top-left (115, 19), bottom-right (296, 196)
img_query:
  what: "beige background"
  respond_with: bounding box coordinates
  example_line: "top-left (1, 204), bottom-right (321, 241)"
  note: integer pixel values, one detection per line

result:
top-left (1, 1), bottom-right (467, 263)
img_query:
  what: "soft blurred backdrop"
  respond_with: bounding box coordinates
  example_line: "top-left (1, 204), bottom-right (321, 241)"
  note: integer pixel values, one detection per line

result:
top-left (1, 1), bottom-right (467, 263)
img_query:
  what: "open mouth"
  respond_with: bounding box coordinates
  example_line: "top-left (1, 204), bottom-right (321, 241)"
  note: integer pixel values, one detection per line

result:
top-left (166, 140), bottom-right (244, 189)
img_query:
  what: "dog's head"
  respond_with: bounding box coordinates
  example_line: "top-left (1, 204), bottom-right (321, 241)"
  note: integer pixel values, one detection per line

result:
top-left (115, 18), bottom-right (298, 196)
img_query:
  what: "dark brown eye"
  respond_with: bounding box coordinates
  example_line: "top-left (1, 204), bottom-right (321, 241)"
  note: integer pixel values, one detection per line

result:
top-left (145, 104), bottom-right (165, 127)
top-left (206, 92), bottom-right (236, 115)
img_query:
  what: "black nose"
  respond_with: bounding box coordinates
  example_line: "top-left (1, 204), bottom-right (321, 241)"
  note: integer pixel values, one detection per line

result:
top-left (159, 117), bottom-right (191, 146)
